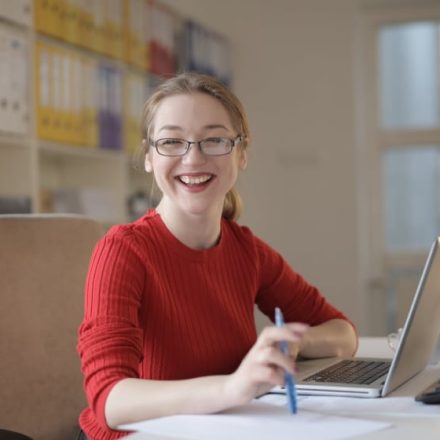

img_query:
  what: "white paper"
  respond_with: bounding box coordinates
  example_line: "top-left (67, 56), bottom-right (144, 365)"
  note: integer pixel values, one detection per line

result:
top-left (299, 395), bottom-right (440, 417)
top-left (118, 400), bottom-right (391, 440)
top-left (257, 392), bottom-right (440, 417)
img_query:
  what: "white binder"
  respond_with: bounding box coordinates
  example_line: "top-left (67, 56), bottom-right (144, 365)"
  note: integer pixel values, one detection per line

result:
top-left (0, 23), bottom-right (28, 134)
top-left (0, 0), bottom-right (32, 27)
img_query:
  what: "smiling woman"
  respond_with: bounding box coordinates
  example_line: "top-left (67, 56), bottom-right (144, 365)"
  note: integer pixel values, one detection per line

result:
top-left (142, 74), bottom-right (251, 224)
top-left (143, 90), bottom-right (248, 246)
top-left (76, 72), bottom-right (357, 440)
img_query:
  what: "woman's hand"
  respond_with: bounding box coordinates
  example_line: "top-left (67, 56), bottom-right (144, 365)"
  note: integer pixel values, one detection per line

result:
top-left (224, 323), bottom-right (308, 406)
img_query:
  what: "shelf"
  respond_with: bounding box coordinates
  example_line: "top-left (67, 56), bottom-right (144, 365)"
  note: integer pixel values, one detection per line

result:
top-left (0, 133), bottom-right (31, 149)
top-left (38, 140), bottom-right (126, 162)
top-left (0, 0), bottom-right (231, 224)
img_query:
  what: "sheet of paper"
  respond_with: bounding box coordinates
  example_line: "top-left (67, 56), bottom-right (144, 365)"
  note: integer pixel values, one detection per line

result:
top-left (258, 393), bottom-right (440, 417)
top-left (118, 400), bottom-right (391, 440)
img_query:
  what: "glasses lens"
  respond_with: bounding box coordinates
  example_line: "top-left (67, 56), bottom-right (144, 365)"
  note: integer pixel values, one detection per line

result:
top-left (156, 139), bottom-right (187, 156)
top-left (201, 138), bottom-right (232, 155)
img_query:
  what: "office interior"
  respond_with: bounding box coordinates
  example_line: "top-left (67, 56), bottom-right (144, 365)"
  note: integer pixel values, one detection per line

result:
top-left (1, 0), bottom-right (440, 338)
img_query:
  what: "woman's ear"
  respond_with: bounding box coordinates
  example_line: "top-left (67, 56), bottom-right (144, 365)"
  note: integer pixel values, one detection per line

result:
top-left (143, 139), bottom-right (153, 173)
top-left (239, 149), bottom-right (248, 170)
top-left (144, 153), bottom-right (152, 173)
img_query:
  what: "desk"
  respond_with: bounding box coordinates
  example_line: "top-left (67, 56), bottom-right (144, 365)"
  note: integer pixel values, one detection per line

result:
top-left (122, 337), bottom-right (440, 440)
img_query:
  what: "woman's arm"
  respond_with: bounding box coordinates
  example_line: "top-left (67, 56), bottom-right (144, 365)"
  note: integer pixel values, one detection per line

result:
top-left (295, 318), bottom-right (358, 359)
top-left (105, 322), bottom-right (308, 429)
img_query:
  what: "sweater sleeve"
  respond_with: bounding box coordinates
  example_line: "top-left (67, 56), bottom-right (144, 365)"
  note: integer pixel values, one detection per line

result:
top-left (254, 236), bottom-right (349, 326)
top-left (77, 229), bottom-right (145, 429)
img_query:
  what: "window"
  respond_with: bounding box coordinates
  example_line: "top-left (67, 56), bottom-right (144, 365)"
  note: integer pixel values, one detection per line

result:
top-left (379, 22), bottom-right (440, 129)
top-left (378, 22), bottom-right (440, 252)
top-left (383, 145), bottom-right (440, 252)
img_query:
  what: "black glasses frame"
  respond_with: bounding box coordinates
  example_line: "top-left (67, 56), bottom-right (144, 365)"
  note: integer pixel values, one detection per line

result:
top-left (149, 135), bottom-right (243, 157)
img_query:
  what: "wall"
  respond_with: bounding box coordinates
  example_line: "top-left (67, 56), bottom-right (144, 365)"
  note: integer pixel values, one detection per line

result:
top-left (162, 0), bottom-right (364, 331)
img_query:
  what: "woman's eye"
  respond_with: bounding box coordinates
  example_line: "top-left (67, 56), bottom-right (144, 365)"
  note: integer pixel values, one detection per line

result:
top-left (205, 137), bottom-right (223, 144)
top-left (162, 139), bottom-right (184, 146)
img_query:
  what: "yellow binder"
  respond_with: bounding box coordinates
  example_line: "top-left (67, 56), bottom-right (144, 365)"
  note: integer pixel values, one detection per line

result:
top-left (124, 0), bottom-right (146, 69)
top-left (110, 0), bottom-right (124, 60)
top-left (34, 41), bottom-right (54, 140)
top-left (70, 50), bottom-right (83, 145)
top-left (124, 71), bottom-right (146, 153)
top-left (34, 0), bottom-right (63, 39)
top-left (63, 0), bottom-right (81, 46)
top-left (92, 0), bottom-right (105, 55)
top-left (50, 45), bottom-right (66, 142)
top-left (79, 1), bottom-right (94, 50)
top-left (82, 55), bottom-right (98, 148)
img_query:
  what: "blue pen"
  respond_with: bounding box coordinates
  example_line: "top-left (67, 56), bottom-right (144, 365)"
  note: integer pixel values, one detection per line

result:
top-left (275, 307), bottom-right (298, 414)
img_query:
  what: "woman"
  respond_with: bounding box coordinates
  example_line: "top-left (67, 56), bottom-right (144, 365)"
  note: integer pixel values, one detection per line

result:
top-left (77, 73), bottom-right (357, 440)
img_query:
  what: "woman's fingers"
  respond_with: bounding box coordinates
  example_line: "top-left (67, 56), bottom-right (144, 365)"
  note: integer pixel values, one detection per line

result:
top-left (254, 345), bottom-right (296, 374)
top-left (227, 321), bottom-right (309, 405)
top-left (251, 322), bottom-right (309, 376)
top-left (256, 322), bottom-right (309, 348)
top-left (251, 364), bottom-right (286, 387)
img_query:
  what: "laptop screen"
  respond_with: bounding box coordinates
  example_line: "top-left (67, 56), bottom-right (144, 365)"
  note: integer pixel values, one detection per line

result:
top-left (383, 237), bottom-right (440, 395)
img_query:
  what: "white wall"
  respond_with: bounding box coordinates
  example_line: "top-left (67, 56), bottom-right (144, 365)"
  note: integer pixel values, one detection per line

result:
top-left (162, 0), bottom-right (364, 331)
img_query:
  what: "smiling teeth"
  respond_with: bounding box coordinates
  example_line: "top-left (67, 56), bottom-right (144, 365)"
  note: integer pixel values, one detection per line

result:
top-left (180, 175), bottom-right (211, 185)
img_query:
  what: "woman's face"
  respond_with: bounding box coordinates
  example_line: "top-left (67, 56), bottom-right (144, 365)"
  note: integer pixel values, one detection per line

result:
top-left (145, 92), bottom-right (247, 218)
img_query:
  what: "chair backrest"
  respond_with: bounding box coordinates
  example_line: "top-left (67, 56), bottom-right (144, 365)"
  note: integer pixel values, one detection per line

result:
top-left (0, 214), bottom-right (103, 440)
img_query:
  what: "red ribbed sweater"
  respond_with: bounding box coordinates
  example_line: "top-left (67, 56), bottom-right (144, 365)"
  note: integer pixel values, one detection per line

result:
top-left (77, 210), bottom-right (349, 440)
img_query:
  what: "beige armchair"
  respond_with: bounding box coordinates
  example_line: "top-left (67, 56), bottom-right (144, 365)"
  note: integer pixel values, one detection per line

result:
top-left (0, 214), bottom-right (103, 440)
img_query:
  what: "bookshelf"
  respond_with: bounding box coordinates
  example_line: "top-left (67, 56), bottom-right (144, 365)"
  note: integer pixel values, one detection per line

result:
top-left (0, 0), bottom-right (232, 224)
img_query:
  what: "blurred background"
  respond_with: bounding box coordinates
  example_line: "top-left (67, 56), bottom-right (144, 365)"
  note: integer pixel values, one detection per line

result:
top-left (1, 0), bottom-right (440, 336)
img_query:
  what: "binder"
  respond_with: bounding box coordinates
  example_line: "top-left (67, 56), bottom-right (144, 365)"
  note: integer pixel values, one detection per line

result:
top-left (63, 0), bottom-right (81, 46)
top-left (0, 0), bottom-right (32, 27)
top-left (97, 64), bottom-right (105, 148)
top-left (124, 72), bottom-right (135, 153)
top-left (35, 41), bottom-right (53, 140)
top-left (50, 45), bottom-right (66, 142)
top-left (101, 0), bottom-right (124, 59)
top-left (81, 56), bottom-right (98, 148)
top-left (34, 0), bottom-right (52, 35)
top-left (90, 0), bottom-right (105, 54)
top-left (107, 66), bottom-right (123, 150)
top-left (34, 0), bottom-right (63, 39)
top-left (149, 1), bottom-right (161, 76)
top-left (108, 0), bottom-right (123, 60)
top-left (144, 0), bottom-right (152, 71)
top-left (124, 71), bottom-right (147, 153)
top-left (79, 0), bottom-right (95, 51)
top-left (125, 0), bottom-right (147, 69)
top-left (134, 0), bottom-right (147, 68)
top-left (0, 24), bottom-right (29, 135)
top-left (9, 29), bottom-right (29, 134)
top-left (70, 50), bottom-right (82, 144)
top-left (101, 0), bottom-right (111, 57)
top-left (181, 20), bottom-right (232, 85)
top-left (98, 63), bottom-right (122, 150)
top-left (98, 64), bottom-right (123, 151)
top-left (62, 47), bottom-right (74, 143)
top-left (124, 0), bottom-right (139, 67)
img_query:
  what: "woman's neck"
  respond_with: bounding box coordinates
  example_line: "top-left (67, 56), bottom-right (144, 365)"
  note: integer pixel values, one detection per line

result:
top-left (156, 202), bottom-right (222, 250)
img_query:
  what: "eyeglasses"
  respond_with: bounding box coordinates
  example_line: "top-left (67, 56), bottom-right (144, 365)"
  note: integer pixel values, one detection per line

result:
top-left (149, 136), bottom-right (243, 157)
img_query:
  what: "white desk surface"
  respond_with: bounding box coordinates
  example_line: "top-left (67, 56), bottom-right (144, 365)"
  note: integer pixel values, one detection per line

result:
top-left (123, 337), bottom-right (440, 440)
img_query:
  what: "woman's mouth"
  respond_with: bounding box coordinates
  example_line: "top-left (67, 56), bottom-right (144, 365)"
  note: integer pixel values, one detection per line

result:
top-left (177, 174), bottom-right (214, 186)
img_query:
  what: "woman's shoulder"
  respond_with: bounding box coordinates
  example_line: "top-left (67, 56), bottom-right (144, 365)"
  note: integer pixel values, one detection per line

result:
top-left (223, 219), bottom-right (275, 255)
top-left (224, 219), bottom-right (254, 242)
top-left (225, 220), bottom-right (271, 247)
top-left (101, 209), bottom-right (161, 248)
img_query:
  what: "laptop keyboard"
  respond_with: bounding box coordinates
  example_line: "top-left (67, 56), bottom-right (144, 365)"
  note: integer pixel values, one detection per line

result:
top-left (304, 360), bottom-right (391, 385)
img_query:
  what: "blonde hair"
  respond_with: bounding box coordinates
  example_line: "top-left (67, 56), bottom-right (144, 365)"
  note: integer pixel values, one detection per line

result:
top-left (141, 73), bottom-right (250, 221)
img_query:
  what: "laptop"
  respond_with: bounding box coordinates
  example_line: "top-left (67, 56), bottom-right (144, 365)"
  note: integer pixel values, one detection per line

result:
top-left (295, 237), bottom-right (440, 398)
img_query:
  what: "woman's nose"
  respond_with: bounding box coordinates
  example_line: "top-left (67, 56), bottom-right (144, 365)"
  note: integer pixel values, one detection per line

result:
top-left (181, 142), bottom-right (207, 165)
